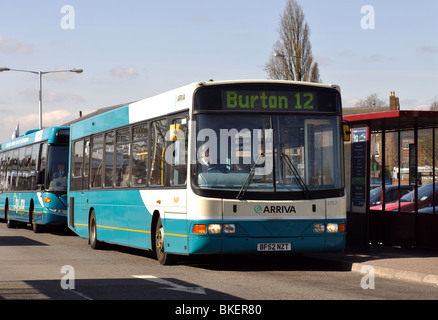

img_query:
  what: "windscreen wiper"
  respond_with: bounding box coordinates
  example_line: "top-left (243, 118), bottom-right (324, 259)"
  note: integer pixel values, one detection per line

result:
top-left (236, 153), bottom-right (264, 200)
top-left (280, 152), bottom-right (311, 199)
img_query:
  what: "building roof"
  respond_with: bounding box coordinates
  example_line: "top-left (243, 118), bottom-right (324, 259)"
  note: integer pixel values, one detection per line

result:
top-left (343, 110), bottom-right (438, 132)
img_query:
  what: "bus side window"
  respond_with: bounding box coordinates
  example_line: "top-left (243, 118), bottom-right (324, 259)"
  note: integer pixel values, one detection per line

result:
top-left (10, 149), bottom-right (19, 191)
top-left (150, 119), bottom-right (166, 186)
top-left (169, 117), bottom-right (188, 186)
top-left (91, 135), bottom-right (103, 188)
top-left (17, 147), bottom-right (26, 190)
top-left (83, 139), bottom-right (90, 189)
top-left (30, 144), bottom-right (39, 190)
top-left (104, 132), bottom-right (115, 188)
top-left (37, 143), bottom-right (47, 189)
top-left (71, 140), bottom-right (84, 191)
top-left (132, 124), bottom-right (148, 187)
top-left (115, 128), bottom-right (130, 187)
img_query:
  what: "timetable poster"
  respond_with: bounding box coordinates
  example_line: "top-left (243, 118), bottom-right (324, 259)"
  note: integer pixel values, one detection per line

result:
top-left (351, 128), bottom-right (368, 210)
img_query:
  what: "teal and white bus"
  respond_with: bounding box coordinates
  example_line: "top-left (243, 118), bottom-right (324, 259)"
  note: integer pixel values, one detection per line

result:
top-left (0, 127), bottom-right (70, 232)
top-left (68, 80), bottom-right (347, 264)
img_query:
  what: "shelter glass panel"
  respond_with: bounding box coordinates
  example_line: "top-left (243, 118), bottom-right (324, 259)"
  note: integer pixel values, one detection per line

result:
top-left (385, 132), bottom-right (399, 210)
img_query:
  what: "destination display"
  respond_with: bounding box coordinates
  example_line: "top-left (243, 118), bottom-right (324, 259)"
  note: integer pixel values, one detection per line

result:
top-left (194, 85), bottom-right (341, 113)
top-left (223, 90), bottom-right (316, 111)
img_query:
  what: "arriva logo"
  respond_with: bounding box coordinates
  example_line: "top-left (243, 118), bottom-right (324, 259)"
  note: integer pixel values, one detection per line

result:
top-left (254, 205), bottom-right (296, 214)
top-left (254, 205), bottom-right (263, 214)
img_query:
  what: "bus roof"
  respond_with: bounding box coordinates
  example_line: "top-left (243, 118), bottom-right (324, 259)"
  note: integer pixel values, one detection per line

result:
top-left (1, 126), bottom-right (69, 151)
top-left (70, 80), bottom-right (341, 140)
top-left (199, 79), bottom-right (340, 91)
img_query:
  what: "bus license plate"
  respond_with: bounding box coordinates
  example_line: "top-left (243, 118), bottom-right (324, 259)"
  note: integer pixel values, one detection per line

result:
top-left (257, 243), bottom-right (291, 252)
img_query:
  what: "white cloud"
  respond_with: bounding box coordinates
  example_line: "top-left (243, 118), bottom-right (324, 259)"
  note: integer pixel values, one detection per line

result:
top-left (339, 49), bottom-right (356, 58)
top-left (110, 66), bottom-right (139, 78)
top-left (42, 109), bottom-right (75, 125)
top-left (363, 54), bottom-right (384, 63)
top-left (0, 109), bottom-right (74, 142)
top-left (405, 104), bottom-right (429, 111)
top-left (343, 98), bottom-right (361, 108)
top-left (419, 46), bottom-right (438, 54)
top-left (0, 34), bottom-right (33, 54)
top-left (192, 15), bottom-right (208, 23)
top-left (18, 88), bottom-right (84, 104)
top-left (314, 55), bottom-right (332, 67)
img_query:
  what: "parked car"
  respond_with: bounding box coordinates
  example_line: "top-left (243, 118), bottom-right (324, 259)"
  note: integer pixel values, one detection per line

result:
top-left (384, 183), bottom-right (438, 212)
top-left (369, 184), bottom-right (414, 210)
top-left (418, 206), bottom-right (438, 214)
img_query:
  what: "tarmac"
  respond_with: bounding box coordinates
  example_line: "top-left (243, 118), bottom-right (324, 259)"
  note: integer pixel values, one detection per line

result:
top-left (310, 245), bottom-right (438, 287)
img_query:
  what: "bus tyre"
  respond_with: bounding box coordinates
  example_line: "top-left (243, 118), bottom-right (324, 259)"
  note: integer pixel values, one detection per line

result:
top-left (5, 207), bottom-right (16, 229)
top-left (154, 217), bottom-right (176, 265)
top-left (32, 222), bottom-right (41, 233)
top-left (89, 211), bottom-right (103, 250)
top-left (31, 211), bottom-right (42, 233)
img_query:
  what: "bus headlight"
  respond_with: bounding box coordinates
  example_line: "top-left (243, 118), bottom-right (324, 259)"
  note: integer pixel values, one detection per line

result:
top-left (313, 223), bottom-right (325, 233)
top-left (327, 223), bottom-right (339, 233)
top-left (223, 224), bottom-right (236, 234)
top-left (208, 224), bottom-right (222, 234)
top-left (193, 223), bottom-right (236, 234)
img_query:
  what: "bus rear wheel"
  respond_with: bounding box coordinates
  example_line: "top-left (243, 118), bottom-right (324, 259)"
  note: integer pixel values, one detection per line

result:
top-left (154, 217), bottom-right (176, 265)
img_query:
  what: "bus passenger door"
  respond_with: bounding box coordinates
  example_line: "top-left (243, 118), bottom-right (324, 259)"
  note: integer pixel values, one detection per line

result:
top-left (164, 116), bottom-right (189, 254)
top-left (69, 138), bottom-right (90, 236)
top-left (304, 119), bottom-right (338, 188)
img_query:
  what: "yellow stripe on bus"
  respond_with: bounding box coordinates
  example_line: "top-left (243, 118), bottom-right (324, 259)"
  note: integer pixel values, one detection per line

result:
top-left (97, 225), bottom-right (151, 234)
top-left (1, 209), bottom-right (46, 214)
top-left (164, 233), bottom-right (188, 238)
top-left (74, 223), bottom-right (188, 237)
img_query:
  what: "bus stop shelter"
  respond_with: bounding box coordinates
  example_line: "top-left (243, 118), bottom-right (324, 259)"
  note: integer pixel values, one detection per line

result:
top-left (344, 110), bottom-right (438, 251)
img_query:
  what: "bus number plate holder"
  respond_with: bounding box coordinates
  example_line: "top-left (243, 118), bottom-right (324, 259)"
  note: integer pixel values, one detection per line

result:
top-left (257, 243), bottom-right (291, 252)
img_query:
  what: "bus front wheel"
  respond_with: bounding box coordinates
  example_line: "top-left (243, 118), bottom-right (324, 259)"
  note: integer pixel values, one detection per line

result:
top-left (89, 211), bottom-right (103, 250)
top-left (31, 207), bottom-right (42, 233)
top-left (154, 217), bottom-right (175, 265)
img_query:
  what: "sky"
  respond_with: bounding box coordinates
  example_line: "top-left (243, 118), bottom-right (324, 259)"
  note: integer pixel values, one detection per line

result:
top-left (0, 0), bottom-right (437, 142)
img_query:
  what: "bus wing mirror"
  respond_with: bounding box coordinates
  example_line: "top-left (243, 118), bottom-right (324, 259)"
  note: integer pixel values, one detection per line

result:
top-left (169, 124), bottom-right (182, 142)
top-left (36, 169), bottom-right (45, 186)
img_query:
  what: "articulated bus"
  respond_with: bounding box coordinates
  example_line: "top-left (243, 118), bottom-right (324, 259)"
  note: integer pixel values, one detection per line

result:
top-left (68, 80), bottom-right (347, 264)
top-left (0, 127), bottom-right (70, 232)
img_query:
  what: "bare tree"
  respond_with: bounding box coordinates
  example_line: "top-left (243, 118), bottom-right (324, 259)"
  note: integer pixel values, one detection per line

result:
top-left (430, 101), bottom-right (438, 110)
top-left (355, 93), bottom-right (387, 108)
top-left (265, 0), bottom-right (321, 82)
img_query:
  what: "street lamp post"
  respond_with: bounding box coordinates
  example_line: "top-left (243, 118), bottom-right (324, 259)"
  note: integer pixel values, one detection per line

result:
top-left (0, 67), bottom-right (83, 130)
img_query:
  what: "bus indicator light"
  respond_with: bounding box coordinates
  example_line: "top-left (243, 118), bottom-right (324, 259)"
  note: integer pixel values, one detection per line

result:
top-left (193, 224), bottom-right (207, 234)
top-left (340, 223), bottom-right (347, 233)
